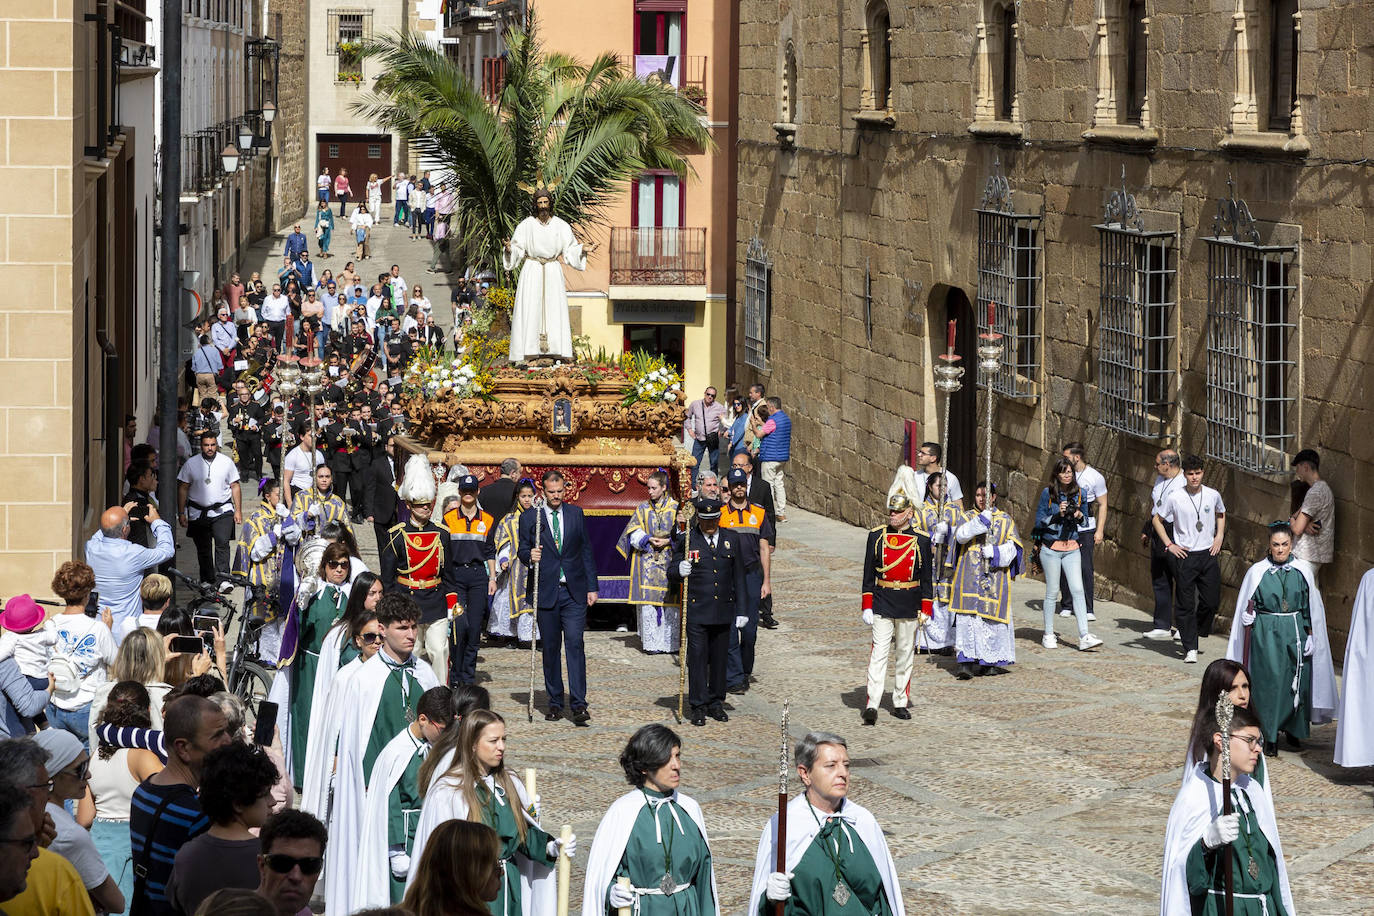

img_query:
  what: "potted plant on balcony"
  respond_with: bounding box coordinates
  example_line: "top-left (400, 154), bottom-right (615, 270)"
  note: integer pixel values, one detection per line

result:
top-left (682, 84), bottom-right (706, 107)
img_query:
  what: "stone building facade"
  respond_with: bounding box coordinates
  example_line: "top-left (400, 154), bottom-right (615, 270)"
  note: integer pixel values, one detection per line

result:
top-left (734, 0), bottom-right (1372, 648)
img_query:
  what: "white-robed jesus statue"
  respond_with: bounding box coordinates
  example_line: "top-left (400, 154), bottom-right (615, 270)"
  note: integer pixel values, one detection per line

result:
top-left (503, 186), bottom-right (587, 363)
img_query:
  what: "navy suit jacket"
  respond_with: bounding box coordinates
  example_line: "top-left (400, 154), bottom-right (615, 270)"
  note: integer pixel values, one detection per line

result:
top-left (517, 504), bottom-right (599, 608)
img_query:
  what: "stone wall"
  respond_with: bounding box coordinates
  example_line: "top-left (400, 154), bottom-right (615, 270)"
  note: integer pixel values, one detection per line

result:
top-left (270, 0), bottom-right (309, 231)
top-left (734, 0), bottom-right (1374, 650)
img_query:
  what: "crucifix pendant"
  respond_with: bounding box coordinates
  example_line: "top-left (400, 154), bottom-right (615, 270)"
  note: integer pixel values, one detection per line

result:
top-left (658, 872), bottom-right (675, 895)
top-left (1248, 856), bottom-right (1260, 880)
top-left (832, 882), bottom-right (851, 906)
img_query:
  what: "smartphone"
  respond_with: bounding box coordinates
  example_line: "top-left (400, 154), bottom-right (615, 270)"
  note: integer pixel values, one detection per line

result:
top-left (84, 590), bottom-right (100, 618)
top-left (169, 635), bottom-right (204, 655)
top-left (192, 614), bottom-right (220, 636)
top-left (253, 701), bottom-right (279, 746)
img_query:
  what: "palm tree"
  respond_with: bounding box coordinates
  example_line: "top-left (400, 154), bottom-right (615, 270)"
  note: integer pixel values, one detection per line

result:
top-left (352, 17), bottom-right (713, 285)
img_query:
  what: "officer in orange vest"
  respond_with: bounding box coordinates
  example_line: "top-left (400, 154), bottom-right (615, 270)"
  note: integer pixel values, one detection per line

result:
top-left (720, 467), bottom-right (774, 694)
top-left (443, 473), bottom-right (497, 686)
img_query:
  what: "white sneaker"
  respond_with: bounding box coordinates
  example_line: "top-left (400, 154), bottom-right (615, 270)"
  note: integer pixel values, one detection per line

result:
top-left (1058, 608), bottom-right (1073, 617)
top-left (1142, 628), bottom-right (1172, 640)
top-left (1086, 612), bottom-right (1097, 622)
top-left (1184, 650), bottom-right (1198, 664)
top-left (1042, 633), bottom-right (1058, 649)
top-left (1078, 633), bottom-right (1104, 651)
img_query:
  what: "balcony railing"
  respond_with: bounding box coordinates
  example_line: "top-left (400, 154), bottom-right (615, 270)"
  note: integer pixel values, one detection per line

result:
top-left (482, 56), bottom-right (505, 103)
top-left (632, 54), bottom-right (706, 108)
top-left (609, 227), bottom-right (706, 286)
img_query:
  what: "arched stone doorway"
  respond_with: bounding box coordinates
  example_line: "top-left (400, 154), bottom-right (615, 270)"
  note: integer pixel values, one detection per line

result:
top-left (928, 285), bottom-right (977, 496)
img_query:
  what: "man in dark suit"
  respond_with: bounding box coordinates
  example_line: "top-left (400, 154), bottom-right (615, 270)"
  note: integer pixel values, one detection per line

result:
top-left (363, 434), bottom-right (399, 547)
top-left (731, 450), bottom-right (778, 627)
top-left (669, 496), bottom-right (748, 727)
top-left (518, 468), bottom-right (599, 725)
top-left (479, 457), bottom-right (523, 518)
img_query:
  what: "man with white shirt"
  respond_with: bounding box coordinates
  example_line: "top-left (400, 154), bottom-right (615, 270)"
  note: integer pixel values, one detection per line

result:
top-left (1152, 454), bottom-right (1225, 664)
top-left (282, 427), bottom-right (326, 498)
top-left (1058, 442), bottom-right (1106, 623)
top-left (888, 441), bottom-right (964, 509)
top-left (1141, 448), bottom-right (1182, 640)
top-left (260, 283), bottom-right (291, 346)
top-left (177, 432), bottom-right (243, 589)
top-left (85, 504), bottom-right (176, 637)
top-left (387, 264), bottom-right (408, 300)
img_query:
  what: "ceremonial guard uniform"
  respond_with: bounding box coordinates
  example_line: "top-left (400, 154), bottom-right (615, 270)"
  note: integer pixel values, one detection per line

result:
top-left (380, 456), bottom-right (459, 634)
top-left (227, 392), bottom-right (266, 480)
top-left (949, 487), bottom-right (1023, 679)
top-left (860, 494), bottom-right (933, 724)
top-left (669, 498), bottom-right (747, 727)
top-left (720, 468), bottom-right (774, 691)
top-left (617, 478), bottom-right (680, 654)
top-left (441, 475), bottom-right (496, 686)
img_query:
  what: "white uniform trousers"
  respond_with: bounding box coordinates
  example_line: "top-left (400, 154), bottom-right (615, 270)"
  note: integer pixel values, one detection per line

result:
top-left (418, 619), bottom-right (449, 685)
top-left (866, 615), bottom-right (919, 709)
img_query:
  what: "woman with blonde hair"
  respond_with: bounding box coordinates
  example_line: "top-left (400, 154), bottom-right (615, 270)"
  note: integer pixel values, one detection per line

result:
top-left (367, 172), bottom-right (389, 219)
top-left (88, 626), bottom-right (171, 730)
top-left (406, 709), bottom-right (573, 915)
top-left (402, 820), bottom-right (503, 916)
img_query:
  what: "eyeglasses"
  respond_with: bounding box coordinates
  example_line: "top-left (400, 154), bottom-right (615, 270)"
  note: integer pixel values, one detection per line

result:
top-left (1231, 733), bottom-right (1264, 750)
top-left (262, 854), bottom-right (324, 876)
top-left (56, 762), bottom-right (90, 781)
top-left (359, 632), bottom-right (383, 644)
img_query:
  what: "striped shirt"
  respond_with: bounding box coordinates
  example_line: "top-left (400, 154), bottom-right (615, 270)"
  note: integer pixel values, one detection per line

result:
top-left (129, 780), bottom-right (208, 916)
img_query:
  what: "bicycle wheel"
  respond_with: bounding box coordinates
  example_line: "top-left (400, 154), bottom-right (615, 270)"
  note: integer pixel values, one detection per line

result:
top-left (232, 660), bottom-right (275, 721)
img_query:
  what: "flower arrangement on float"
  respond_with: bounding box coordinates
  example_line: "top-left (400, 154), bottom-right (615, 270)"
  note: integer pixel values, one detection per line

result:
top-left (403, 344), bottom-right (495, 401)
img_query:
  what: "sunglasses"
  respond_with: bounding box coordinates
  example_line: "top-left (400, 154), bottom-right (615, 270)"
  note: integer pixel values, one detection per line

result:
top-left (262, 854), bottom-right (324, 876)
top-left (358, 632), bottom-right (383, 644)
top-left (326, 560), bottom-right (350, 569)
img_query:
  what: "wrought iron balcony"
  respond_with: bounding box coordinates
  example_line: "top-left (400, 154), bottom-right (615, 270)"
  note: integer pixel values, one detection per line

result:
top-left (609, 227), bottom-right (706, 286)
top-left (632, 54), bottom-right (706, 108)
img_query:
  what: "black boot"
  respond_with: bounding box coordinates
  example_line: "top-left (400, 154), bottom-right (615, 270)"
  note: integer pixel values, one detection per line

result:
top-left (955, 663), bottom-right (975, 681)
top-left (1263, 741), bottom-right (1279, 758)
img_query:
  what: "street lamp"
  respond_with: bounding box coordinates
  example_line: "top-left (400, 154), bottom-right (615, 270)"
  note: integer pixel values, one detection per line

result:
top-left (221, 142), bottom-right (240, 174)
top-left (237, 121), bottom-right (254, 155)
top-left (261, 101), bottom-right (276, 125)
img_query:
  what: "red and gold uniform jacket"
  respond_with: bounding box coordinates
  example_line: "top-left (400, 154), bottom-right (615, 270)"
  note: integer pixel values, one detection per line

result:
top-left (380, 520), bottom-right (459, 624)
top-left (861, 522), bottom-right (933, 619)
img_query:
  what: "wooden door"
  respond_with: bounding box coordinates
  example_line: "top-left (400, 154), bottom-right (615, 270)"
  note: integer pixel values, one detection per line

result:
top-left (317, 134), bottom-right (392, 203)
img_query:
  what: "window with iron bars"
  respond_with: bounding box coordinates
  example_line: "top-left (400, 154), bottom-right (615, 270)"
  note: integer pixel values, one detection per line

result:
top-left (744, 237), bottom-right (772, 370)
top-left (975, 210), bottom-right (1042, 398)
top-left (1096, 222), bottom-right (1176, 439)
top-left (1205, 237), bottom-right (1297, 474)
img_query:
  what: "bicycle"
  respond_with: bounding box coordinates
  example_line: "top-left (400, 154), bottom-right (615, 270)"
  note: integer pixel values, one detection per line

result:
top-left (170, 568), bottom-right (276, 720)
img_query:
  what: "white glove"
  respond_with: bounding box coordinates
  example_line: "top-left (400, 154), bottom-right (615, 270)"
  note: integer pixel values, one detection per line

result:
top-left (1304, 635), bottom-right (1314, 657)
top-left (735, 615), bottom-right (748, 629)
top-left (272, 522), bottom-right (282, 538)
top-left (982, 543), bottom-right (996, 560)
top-left (861, 608), bottom-right (874, 627)
top-left (275, 503), bottom-right (290, 518)
top-left (932, 522), bottom-right (949, 540)
top-left (678, 560), bottom-right (693, 577)
top-left (388, 850), bottom-right (411, 878)
top-left (765, 872), bottom-right (792, 902)
top-left (283, 523), bottom-right (301, 546)
top-left (608, 884), bottom-right (636, 909)
top-left (547, 834), bottom-right (577, 860)
top-left (1240, 603), bottom-right (1256, 627)
top-left (1202, 813), bottom-right (1240, 849)
top-left (309, 503), bottom-right (322, 518)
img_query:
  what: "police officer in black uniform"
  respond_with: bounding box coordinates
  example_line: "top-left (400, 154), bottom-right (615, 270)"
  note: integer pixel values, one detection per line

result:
top-left (226, 380), bottom-right (266, 481)
top-left (669, 496), bottom-right (747, 727)
top-left (443, 474), bottom-right (497, 686)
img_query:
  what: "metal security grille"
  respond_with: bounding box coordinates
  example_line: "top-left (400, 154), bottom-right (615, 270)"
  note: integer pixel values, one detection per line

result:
top-left (975, 219), bottom-right (1042, 397)
top-left (1204, 184), bottom-right (1297, 474)
top-left (744, 237), bottom-right (771, 370)
top-left (1095, 178), bottom-right (1176, 438)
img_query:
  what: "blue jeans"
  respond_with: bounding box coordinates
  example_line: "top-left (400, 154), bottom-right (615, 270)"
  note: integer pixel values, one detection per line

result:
top-left (316, 328), bottom-right (329, 359)
top-left (317, 188), bottom-right (329, 203)
top-left (1040, 545), bottom-right (1088, 637)
top-left (46, 701), bottom-right (91, 750)
top-left (726, 565), bottom-right (763, 687)
top-left (690, 439), bottom-right (718, 485)
top-left (537, 585), bottom-right (587, 711)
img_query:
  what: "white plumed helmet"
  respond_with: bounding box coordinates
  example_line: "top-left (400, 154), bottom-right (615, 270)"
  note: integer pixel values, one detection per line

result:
top-left (398, 454), bottom-right (438, 505)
